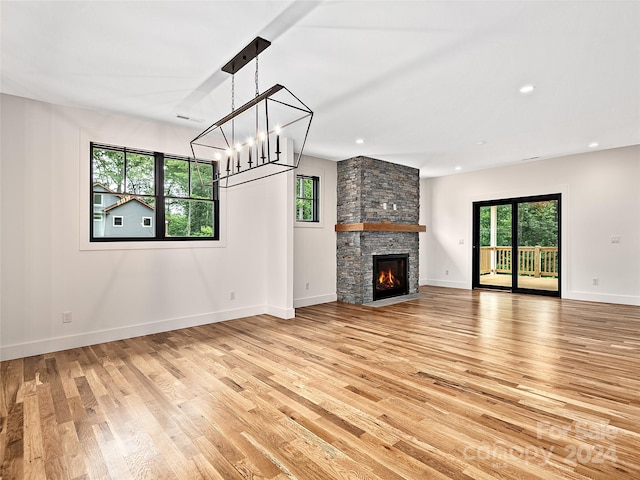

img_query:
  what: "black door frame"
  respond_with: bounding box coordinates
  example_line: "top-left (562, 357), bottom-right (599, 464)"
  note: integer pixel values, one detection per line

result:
top-left (472, 193), bottom-right (561, 297)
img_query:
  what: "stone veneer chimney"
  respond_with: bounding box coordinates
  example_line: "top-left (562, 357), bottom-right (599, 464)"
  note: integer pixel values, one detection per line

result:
top-left (336, 156), bottom-right (421, 304)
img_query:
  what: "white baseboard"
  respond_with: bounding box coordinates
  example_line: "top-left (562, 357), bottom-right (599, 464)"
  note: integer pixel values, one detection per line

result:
top-left (293, 293), bottom-right (337, 308)
top-left (563, 290), bottom-right (640, 306)
top-left (264, 305), bottom-right (296, 319)
top-left (419, 282), bottom-right (640, 307)
top-left (423, 279), bottom-right (471, 289)
top-left (0, 305), bottom-right (266, 361)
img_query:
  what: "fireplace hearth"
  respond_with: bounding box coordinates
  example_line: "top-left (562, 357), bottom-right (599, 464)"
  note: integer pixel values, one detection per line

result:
top-left (373, 254), bottom-right (409, 301)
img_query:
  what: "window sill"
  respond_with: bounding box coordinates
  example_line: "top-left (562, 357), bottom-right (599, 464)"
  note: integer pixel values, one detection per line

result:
top-left (80, 239), bottom-right (225, 251)
top-left (294, 220), bottom-right (325, 229)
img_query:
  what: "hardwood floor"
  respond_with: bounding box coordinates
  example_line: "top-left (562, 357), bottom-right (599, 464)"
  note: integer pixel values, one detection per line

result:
top-left (1, 286), bottom-right (639, 479)
top-left (479, 274), bottom-right (558, 291)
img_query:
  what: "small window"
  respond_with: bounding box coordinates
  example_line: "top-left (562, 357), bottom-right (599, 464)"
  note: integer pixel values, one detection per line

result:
top-left (113, 216), bottom-right (123, 227)
top-left (142, 217), bottom-right (152, 227)
top-left (94, 193), bottom-right (103, 205)
top-left (93, 213), bottom-right (103, 222)
top-left (296, 175), bottom-right (319, 222)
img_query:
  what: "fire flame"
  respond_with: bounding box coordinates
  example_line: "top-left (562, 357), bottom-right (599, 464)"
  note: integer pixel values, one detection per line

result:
top-left (377, 268), bottom-right (400, 290)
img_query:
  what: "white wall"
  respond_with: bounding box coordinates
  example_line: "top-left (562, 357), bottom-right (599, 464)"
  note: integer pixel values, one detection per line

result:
top-left (293, 154), bottom-right (337, 308)
top-left (420, 145), bottom-right (640, 305)
top-left (0, 94), bottom-right (297, 360)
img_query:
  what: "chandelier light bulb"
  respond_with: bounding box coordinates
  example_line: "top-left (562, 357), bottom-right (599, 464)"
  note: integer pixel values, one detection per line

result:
top-left (225, 149), bottom-right (232, 172)
top-left (275, 125), bottom-right (281, 157)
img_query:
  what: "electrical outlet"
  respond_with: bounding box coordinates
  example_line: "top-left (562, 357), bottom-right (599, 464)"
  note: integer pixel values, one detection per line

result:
top-left (610, 235), bottom-right (621, 244)
top-left (62, 311), bottom-right (72, 323)
top-left (230, 291), bottom-right (236, 300)
top-left (305, 282), bottom-right (310, 290)
top-left (458, 238), bottom-right (464, 245)
top-left (445, 269), bottom-right (449, 276)
top-left (592, 278), bottom-right (599, 286)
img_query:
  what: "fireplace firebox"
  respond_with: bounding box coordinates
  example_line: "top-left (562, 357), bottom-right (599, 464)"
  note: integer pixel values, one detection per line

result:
top-left (373, 254), bottom-right (409, 301)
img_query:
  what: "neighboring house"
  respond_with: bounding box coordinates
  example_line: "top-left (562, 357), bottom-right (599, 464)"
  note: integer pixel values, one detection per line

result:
top-left (93, 183), bottom-right (154, 237)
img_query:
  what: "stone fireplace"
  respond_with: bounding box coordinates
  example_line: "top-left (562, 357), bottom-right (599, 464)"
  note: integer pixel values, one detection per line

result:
top-left (336, 156), bottom-right (424, 304)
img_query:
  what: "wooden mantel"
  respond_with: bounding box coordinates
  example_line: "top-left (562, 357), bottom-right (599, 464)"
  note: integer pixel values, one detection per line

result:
top-left (335, 222), bottom-right (426, 233)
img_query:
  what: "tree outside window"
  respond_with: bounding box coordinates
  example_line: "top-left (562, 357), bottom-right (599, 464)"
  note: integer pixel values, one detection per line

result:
top-left (296, 175), bottom-right (319, 222)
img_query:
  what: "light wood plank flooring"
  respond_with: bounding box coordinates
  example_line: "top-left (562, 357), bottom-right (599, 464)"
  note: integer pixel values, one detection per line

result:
top-left (1, 286), bottom-right (639, 479)
top-left (479, 274), bottom-right (559, 291)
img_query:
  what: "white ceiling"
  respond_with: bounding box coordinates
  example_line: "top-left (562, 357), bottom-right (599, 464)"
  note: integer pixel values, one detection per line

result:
top-left (2, 0), bottom-right (639, 177)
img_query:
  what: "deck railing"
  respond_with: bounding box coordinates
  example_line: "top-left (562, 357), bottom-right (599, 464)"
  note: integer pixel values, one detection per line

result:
top-left (480, 246), bottom-right (558, 278)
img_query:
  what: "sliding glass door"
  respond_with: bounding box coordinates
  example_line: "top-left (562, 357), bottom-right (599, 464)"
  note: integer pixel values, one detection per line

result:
top-left (473, 194), bottom-right (560, 296)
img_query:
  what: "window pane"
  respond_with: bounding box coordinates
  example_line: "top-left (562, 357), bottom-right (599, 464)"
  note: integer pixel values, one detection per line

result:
top-left (164, 158), bottom-right (189, 197)
top-left (93, 194), bottom-right (155, 238)
top-left (296, 198), bottom-right (314, 221)
top-left (295, 175), bottom-right (319, 222)
top-left (303, 178), bottom-right (314, 199)
top-left (125, 152), bottom-right (155, 195)
top-left (92, 148), bottom-right (124, 193)
top-left (296, 177), bottom-right (303, 197)
top-left (165, 199), bottom-right (214, 237)
top-left (191, 161), bottom-right (213, 199)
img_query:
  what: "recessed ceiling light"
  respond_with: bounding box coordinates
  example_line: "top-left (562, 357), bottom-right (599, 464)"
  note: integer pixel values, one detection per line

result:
top-left (519, 84), bottom-right (535, 94)
top-left (356, 138), bottom-right (364, 144)
top-left (454, 166), bottom-right (462, 171)
top-left (588, 142), bottom-right (599, 148)
top-left (476, 140), bottom-right (486, 145)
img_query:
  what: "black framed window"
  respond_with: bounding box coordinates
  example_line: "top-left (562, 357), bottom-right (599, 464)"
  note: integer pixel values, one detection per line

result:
top-left (90, 142), bottom-right (219, 241)
top-left (295, 175), bottom-right (319, 222)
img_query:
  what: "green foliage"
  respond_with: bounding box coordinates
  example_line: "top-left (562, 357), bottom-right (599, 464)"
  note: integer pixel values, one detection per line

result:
top-left (191, 162), bottom-right (213, 200)
top-left (165, 200), bottom-right (213, 237)
top-left (92, 148), bottom-right (154, 195)
top-left (518, 201), bottom-right (558, 246)
top-left (166, 211), bottom-right (187, 237)
top-left (479, 201), bottom-right (558, 247)
top-left (199, 226), bottom-right (213, 237)
top-left (125, 153), bottom-right (154, 194)
top-left (164, 158), bottom-right (189, 197)
top-left (92, 148), bottom-right (124, 192)
top-left (479, 205), bottom-right (512, 246)
top-left (296, 176), bottom-right (317, 221)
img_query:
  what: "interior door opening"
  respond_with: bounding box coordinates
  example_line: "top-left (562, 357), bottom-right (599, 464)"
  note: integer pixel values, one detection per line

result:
top-left (473, 194), bottom-right (560, 296)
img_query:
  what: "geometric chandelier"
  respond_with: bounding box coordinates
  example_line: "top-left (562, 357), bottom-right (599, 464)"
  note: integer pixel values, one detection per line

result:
top-left (190, 37), bottom-right (313, 188)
